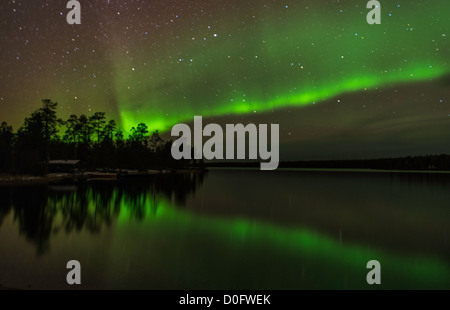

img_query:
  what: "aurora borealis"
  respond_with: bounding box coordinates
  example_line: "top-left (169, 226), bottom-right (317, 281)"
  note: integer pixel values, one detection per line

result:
top-left (1, 0), bottom-right (449, 159)
top-left (3, 0), bottom-right (450, 292)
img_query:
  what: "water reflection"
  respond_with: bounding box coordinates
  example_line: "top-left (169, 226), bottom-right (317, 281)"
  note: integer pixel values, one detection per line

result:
top-left (0, 173), bottom-right (205, 254)
top-left (0, 170), bottom-right (449, 289)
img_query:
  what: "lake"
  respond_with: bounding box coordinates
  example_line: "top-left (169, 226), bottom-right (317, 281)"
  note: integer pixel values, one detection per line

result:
top-left (0, 169), bottom-right (449, 289)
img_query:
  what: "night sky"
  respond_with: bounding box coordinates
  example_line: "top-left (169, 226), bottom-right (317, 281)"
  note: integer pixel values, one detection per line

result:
top-left (0, 0), bottom-right (449, 160)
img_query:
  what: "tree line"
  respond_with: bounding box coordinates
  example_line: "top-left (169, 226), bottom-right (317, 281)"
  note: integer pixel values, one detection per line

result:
top-left (0, 99), bottom-right (197, 174)
top-left (209, 156), bottom-right (450, 171)
top-left (276, 156), bottom-right (450, 171)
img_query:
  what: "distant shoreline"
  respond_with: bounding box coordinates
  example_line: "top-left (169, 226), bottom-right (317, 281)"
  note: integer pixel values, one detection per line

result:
top-left (2, 166), bottom-right (450, 186)
top-left (206, 154), bottom-right (450, 172)
top-left (207, 167), bottom-right (450, 174)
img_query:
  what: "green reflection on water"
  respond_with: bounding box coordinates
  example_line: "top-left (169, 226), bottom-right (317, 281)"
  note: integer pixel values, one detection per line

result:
top-left (115, 195), bottom-right (450, 289)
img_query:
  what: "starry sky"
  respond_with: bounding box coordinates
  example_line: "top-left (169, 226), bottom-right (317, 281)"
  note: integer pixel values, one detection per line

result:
top-left (0, 0), bottom-right (449, 160)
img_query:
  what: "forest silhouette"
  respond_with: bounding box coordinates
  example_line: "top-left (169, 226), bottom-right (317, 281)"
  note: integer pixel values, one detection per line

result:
top-left (0, 99), bottom-right (200, 174)
top-left (1, 99), bottom-right (450, 175)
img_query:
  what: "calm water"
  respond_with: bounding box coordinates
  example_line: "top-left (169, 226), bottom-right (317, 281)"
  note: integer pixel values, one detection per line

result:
top-left (0, 169), bottom-right (449, 289)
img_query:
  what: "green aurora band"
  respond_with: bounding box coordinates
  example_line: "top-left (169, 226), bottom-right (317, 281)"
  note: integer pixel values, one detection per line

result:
top-left (112, 1), bottom-right (449, 133)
